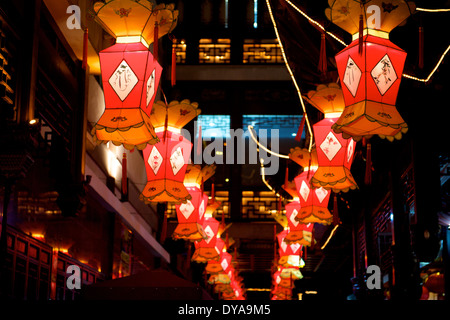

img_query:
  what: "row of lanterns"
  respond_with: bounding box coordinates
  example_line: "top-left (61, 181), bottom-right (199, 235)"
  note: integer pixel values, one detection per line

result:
top-left (269, 0), bottom-right (415, 299)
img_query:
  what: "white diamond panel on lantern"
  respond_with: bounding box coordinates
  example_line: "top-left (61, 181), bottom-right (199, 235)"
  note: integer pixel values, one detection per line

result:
top-left (204, 225), bottom-right (214, 244)
top-left (109, 60), bottom-right (138, 101)
top-left (315, 187), bottom-right (329, 203)
top-left (371, 54), bottom-right (397, 95)
top-left (290, 243), bottom-right (301, 254)
top-left (146, 69), bottom-right (156, 107)
top-left (148, 147), bottom-right (163, 175)
top-left (198, 200), bottom-right (205, 220)
top-left (347, 139), bottom-right (354, 163)
top-left (170, 147), bottom-right (185, 175)
top-left (299, 181), bottom-right (310, 202)
top-left (290, 209), bottom-right (299, 227)
top-left (179, 200), bottom-right (195, 219)
top-left (221, 258), bottom-right (229, 271)
top-left (320, 131), bottom-right (342, 161)
top-left (343, 56), bottom-right (362, 97)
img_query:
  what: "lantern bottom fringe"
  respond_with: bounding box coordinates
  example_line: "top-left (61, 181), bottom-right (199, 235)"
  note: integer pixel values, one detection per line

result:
top-left (295, 206), bottom-right (333, 225)
top-left (191, 248), bottom-right (221, 263)
top-left (284, 230), bottom-right (312, 247)
top-left (331, 101), bottom-right (408, 141)
top-left (208, 274), bottom-right (232, 285)
top-left (279, 267), bottom-right (303, 280)
top-left (172, 222), bottom-right (207, 241)
top-left (140, 180), bottom-right (192, 204)
top-left (311, 167), bottom-right (358, 193)
top-left (92, 108), bottom-right (159, 150)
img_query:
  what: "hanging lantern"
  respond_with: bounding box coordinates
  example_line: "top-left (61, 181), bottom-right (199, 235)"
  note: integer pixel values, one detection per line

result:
top-left (140, 100), bottom-right (200, 203)
top-left (277, 230), bottom-right (304, 269)
top-left (285, 201), bottom-right (314, 246)
top-left (91, 1), bottom-right (178, 149)
top-left (191, 218), bottom-right (222, 262)
top-left (325, 0), bottom-right (415, 141)
top-left (205, 251), bottom-right (233, 274)
top-left (171, 164), bottom-right (216, 241)
top-left (172, 186), bottom-right (208, 241)
top-left (290, 148), bottom-right (333, 225)
top-left (305, 83), bottom-right (358, 192)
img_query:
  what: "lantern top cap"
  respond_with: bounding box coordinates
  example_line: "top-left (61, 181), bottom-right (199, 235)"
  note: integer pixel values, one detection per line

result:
top-left (151, 99), bottom-right (200, 130)
top-left (325, 0), bottom-right (416, 35)
top-left (93, 1), bottom-right (178, 44)
top-left (306, 83), bottom-right (345, 116)
top-left (184, 164), bottom-right (216, 186)
top-left (289, 147), bottom-right (318, 169)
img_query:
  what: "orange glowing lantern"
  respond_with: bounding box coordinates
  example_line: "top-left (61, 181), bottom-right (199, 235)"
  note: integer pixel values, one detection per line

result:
top-left (277, 230), bottom-right (303, 268)
top-left (91, 1), bottom-right (178, 149)
top-left (172, 186), bottom-right (208, 241)
top-left (285, 201), bottom-right (314, 246)
top-left (305, 84), bottom-right (358, 192)
top-left (289, 148), bottom-right (333, 225)
top-left (325, 0), bottom-right (414, 141)
top-left (140, 100), bottom-right (200, 203)
top-left (191, 217), bottom-right (222, 262)
top-left (205, 251), bottom-right (232, 274)
top-left (171, 164), bottom-right (216, 241)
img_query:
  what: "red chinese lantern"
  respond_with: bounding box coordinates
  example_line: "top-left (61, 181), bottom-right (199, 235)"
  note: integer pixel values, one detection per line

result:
top-left (284, 201), bottom-right (314, 246)
top-left (205, 251), bottom-right (233, 274)
top-left (305, 84), bottom-right (358, 192)
top-left (277, 230), bottom-right (303, 268)
top-left (325, 0), bottom-right (415, 141)
top-left (139, 100), bottom-right (200, 203)
top-left (91, 1), bottom-right (178, 149)
top-left (294, 168), bottom-right (333, 225)
top-left (172, 186), bottom-right (208, 241)
top-left (191, 218), bottom-right (222, 262)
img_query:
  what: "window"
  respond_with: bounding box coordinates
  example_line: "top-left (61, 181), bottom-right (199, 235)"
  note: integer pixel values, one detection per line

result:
top-left (196, 114), bottom-right (231, 139)
top-left (199, 39), bottom-right (231, 64)
top-left (243, 39), bottom-right (283, 64)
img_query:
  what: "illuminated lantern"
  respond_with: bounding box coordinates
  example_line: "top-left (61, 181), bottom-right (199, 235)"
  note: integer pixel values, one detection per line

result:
top-left (277, 230), bottom-right (304, 269)
top-left (205, 251), bottom-right (232, 274)
top-left (91, 1), bottom-right (178, 149)
top-left (325, 0), bottom-right (414, 141)
top-left (306, 84), bottom-right (358, 192)
top-left (191, 218), bottom-right (222, 262)
top-left (290, 148), bottom-right (333, 225)
top-left (171, 164), bottom-right (216, 241)
top-left (172, 186), bottom-right (208, 241)
top-left (285, 201), bottom-right (314, 246)
top-left (140, 100), bottom-right (200, 203)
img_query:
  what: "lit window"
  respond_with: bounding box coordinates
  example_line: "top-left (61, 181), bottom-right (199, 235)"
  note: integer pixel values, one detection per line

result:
top-left (196, 114), bottom-right (231, 139)
top-left (243, 115), bottom-right (303, 139)
top-left (253, 0), bottom-right (258, 29)
top-left (198, 39), bottom-right (231, 64)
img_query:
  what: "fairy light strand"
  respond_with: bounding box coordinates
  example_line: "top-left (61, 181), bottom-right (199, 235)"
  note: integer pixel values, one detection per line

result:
top-left (265, 0), bottom-right (314, 152)
top-left (283, 0), bottom-right (450, 84)
top-left (248, 125), bottom-right (290, 159)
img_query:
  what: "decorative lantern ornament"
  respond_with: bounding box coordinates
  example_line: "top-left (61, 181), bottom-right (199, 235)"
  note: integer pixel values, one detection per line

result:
top-left (285, 201), bottom-right (314, 246)
top-left (289, 148), bottom-right (333, 225)
top-left (306, 83), bottom-right (358, 192)
top-left (205, 251), bottom-right (233, 274)
top-left (277, 230), bottom-right (304, 269)
top-left (325, 0), bottom-right (415, 141)
top-left (91, 1), bottom-right (178, 149)
top-left (172, 186), bottom-right (208, 241)
top-left (191, 218), bottom-right (222, 262)
top-left (140, 100), bottom-right (200, 203)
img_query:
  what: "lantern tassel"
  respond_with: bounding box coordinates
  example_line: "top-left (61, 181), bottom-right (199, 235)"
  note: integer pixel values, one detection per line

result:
top-left (171, 40), bottom-right (177, 87)
top-left (295, 115), bottom-right (305, 142)
top-left (318, 31), bottom-right (327, 76)
top-left (333, 193), bottom-right (340, 226)
top-left (365, 141), bottom-right (372, 185)
top-left (418, 26), bottom-right (424, 69)
top-left (358, 14), bottom-right (364, 55)
top-left (304, 245), bottom-right (307, 260)
top-left (82, 28), bottom-right (88, 70)
top-left (211, 183), bottom-right (215, 200)
top-left (163, 111), bottom-right (168, 142)
top-left (121, 152), bottom-right (127, 198)
top-left (153, 21), bottom-right (159, 61)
